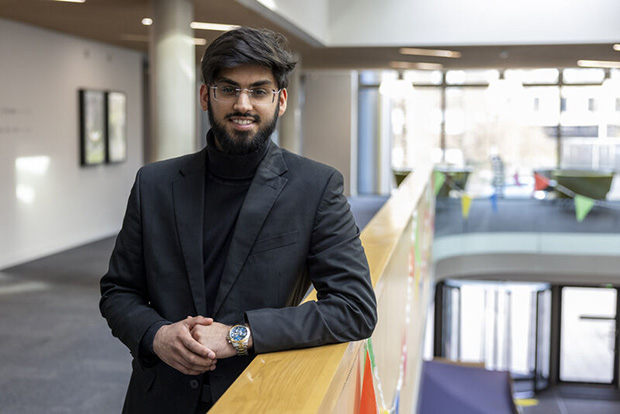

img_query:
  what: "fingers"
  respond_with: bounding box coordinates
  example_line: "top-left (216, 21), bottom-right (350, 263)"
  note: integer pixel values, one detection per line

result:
top-left (185, 315), bottom-right (214, 329)
top-left (182, 332), bottom-right (216, 360)
top-left (153, 320), bottom-right (217, 375)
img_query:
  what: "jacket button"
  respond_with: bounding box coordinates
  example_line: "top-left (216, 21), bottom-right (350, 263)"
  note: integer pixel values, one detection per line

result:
top-left (189, 379), bottom-right (199, 389)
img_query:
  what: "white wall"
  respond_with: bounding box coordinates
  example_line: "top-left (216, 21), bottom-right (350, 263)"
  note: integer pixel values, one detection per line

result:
top-left (329, 0), bottom-right (620, 46)
top-left (236, 0), bottom-right (329, 46)
top-left (0, 19), bottom-right (144, 269)
top-left (302, 70), bottom-right (357, 196)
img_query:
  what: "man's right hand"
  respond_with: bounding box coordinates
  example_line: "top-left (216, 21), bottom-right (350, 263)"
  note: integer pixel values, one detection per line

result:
top-left (153, 316), bottom-right (217, 375)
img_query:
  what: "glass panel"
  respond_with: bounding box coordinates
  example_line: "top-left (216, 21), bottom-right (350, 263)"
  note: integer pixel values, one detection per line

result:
top-left (446, 69), bottom-right (499, 85)
top-left (460, 285), bottom-right (487, 363)
top-left (505, 68), bottom-right (559, 85)
top-left (560, 287), bottom-right (617, 383)
top-left (456, 282), bottom-right (542, 376)
top-left (444, 86), bottom-right (556, 197)
top-left (560, 85), bottom-right (620, 171)
top-left (563, 68), bottom-right (606, 84)
top-left (409, 87), bottom-right (442, 166)
top-left (359, 70), bottom-right (384, 85)
top-left (403, 69), bottom-right (443, 85)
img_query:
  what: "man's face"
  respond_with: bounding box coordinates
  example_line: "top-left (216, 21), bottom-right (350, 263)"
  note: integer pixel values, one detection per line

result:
top-left (200, 64), bottom-right (288, 154)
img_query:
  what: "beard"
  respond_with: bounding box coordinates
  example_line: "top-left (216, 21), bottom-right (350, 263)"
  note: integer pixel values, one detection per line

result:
top-left (208, 102), bottom-right (279, 155)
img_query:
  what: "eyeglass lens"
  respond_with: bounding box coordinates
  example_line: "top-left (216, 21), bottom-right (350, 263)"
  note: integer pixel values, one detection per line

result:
top-left (211, 85), bottom-right (278, 105)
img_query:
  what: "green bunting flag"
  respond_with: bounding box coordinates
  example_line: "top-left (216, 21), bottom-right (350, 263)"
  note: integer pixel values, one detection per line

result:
top-left (433, 170), bottom-right (446, 196)
top-left (574, 194), bottom-right (595, 222)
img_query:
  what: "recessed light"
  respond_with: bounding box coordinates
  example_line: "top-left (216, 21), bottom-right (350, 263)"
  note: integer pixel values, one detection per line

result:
top-left (190, 22), bottom-right (240, 32)
top-left (399, 47), bottom-right (461, 58)
top-left (614, 44), bottom-right (620, 52)
top-left (577, 59), bottom-right (620, 69)
top-left (390, 61), bottom-right (444, 70)
top-left (53, 0), bottom-right (85, 3)
top-left (142, 18), bottom-right (153, 26)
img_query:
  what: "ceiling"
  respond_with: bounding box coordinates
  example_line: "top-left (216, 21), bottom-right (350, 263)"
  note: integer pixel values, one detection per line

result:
top-left (1, 0), bottom-right (619, 71)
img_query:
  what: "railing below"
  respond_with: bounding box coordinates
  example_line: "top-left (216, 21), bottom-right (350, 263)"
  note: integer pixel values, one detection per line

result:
top-left (210, 163), bottom-right (436, 413)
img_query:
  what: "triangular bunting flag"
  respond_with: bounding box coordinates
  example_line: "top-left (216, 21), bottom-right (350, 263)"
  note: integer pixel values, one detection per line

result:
top-left (360, 349), bottom-right (378, 414)
top-left (534, 173), bottom-right (550, 191)
top-left (433, 170), bottom-right (446, 196)
top-left (490, 192), bottom-right (498, 213)
top-left (461, 194), bottom-right (472, 219)
top-left (574, 194), bottom-right (595, 222)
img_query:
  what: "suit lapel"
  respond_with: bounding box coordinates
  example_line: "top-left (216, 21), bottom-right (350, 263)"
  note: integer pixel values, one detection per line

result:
top-left (172, 149), bottom-right (207, 316)
top-left (213, 144), bottom-right (288, 316)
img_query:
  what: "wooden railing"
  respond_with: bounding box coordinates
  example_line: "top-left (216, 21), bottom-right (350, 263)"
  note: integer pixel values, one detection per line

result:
top-left (210, 163), bottom-right (436, 414)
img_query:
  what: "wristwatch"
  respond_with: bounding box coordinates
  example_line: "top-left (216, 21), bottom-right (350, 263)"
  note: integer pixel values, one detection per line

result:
top-left (227, 324), bottom-right (251, 355)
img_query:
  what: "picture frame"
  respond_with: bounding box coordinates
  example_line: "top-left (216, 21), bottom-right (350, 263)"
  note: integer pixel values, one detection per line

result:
top-left (79, 89), bottom-right (106, 166)
top-left (105, 91), bottom-right (127, 163)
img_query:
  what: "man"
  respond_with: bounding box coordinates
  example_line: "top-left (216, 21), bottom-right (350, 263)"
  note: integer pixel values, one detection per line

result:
top-left (100, 27), bottom-right (377, 414)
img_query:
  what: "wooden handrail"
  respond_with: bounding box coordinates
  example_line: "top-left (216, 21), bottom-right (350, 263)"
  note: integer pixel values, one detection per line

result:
top-left (209, 163), bottom-right (435, 413)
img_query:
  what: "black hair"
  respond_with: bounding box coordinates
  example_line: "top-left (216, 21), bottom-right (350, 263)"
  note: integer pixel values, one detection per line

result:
top-left (200, 27), bottom-right (297, 89)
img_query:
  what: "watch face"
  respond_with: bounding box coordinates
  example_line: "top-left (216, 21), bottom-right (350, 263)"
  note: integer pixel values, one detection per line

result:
top-left (230, 325), bottom-right (248, 341)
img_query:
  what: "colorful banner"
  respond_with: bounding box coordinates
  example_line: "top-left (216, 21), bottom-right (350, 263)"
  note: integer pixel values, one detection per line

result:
top-left (434, 168), bottom-right (616, 224)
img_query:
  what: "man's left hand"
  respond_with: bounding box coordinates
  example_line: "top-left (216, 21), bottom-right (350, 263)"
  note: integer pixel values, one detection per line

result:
top-left (190, 322), bottom-right (237, 359)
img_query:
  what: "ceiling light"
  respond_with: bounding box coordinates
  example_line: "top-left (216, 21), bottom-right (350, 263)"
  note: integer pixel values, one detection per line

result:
top-left (190, 22), bottom-right (240, 32)
top-left (194, 39), bottom-right (207, 46)
top-left (399, 47), bottom-right (461, 58)
top-left (390, 61), bottom-right (444, 70)
top-left (53, 0), bottom-right (85, 3)
top-left (614, 44), bottom-right (620, 52)
top-left (142, 18), bottom-right (153, 26)
top-left (577, 59), bottom-right (620, 69)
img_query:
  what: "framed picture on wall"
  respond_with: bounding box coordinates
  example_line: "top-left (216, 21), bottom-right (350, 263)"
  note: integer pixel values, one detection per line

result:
top-left (79, 89), bottom-right (106, 166)
top-left (106, 91), bottom-right (127, 163)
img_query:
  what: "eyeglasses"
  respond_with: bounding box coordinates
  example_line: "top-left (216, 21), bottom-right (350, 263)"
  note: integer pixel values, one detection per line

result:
top-left (208, 85), bottom-right (281, 105)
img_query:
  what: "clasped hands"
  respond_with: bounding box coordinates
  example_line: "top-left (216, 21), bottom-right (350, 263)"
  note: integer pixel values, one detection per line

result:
top-left (152, 316), bottom-right (237, 375)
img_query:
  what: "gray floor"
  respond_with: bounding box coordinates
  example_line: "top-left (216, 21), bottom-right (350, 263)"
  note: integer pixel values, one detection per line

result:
top-left (1, 195), bottom-right (619, 413)
top-left (0, 237), bottom-right (129, 414)
top-left (520, 385), bottom-right (620, 414)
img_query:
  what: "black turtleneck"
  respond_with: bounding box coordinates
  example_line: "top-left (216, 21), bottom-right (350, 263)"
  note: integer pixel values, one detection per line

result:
top-left (139, 131), bottom-right (269, 363)
top-left (202, 131), bottom-right (270, 317)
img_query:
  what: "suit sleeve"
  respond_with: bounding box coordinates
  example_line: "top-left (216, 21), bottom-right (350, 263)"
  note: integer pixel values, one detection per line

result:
top-left (99, 169), bottom-right (169, 362)
top-left (246, 170), bottom-right (377, 353)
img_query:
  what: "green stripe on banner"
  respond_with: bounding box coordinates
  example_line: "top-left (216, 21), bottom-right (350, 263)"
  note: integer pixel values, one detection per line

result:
top-left (433, 170), bottom-right (445, 196)
top-left (367, 338), bottom-right (376, 370)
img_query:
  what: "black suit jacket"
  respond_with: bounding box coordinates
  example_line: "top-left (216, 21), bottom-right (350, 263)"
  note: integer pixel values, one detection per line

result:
top-left (100, 141), bottom-right (377, 413)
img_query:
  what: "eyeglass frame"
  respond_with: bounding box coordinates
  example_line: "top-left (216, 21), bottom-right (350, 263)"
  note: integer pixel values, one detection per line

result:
top-left (207, 84), bottom-right (282, 105)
